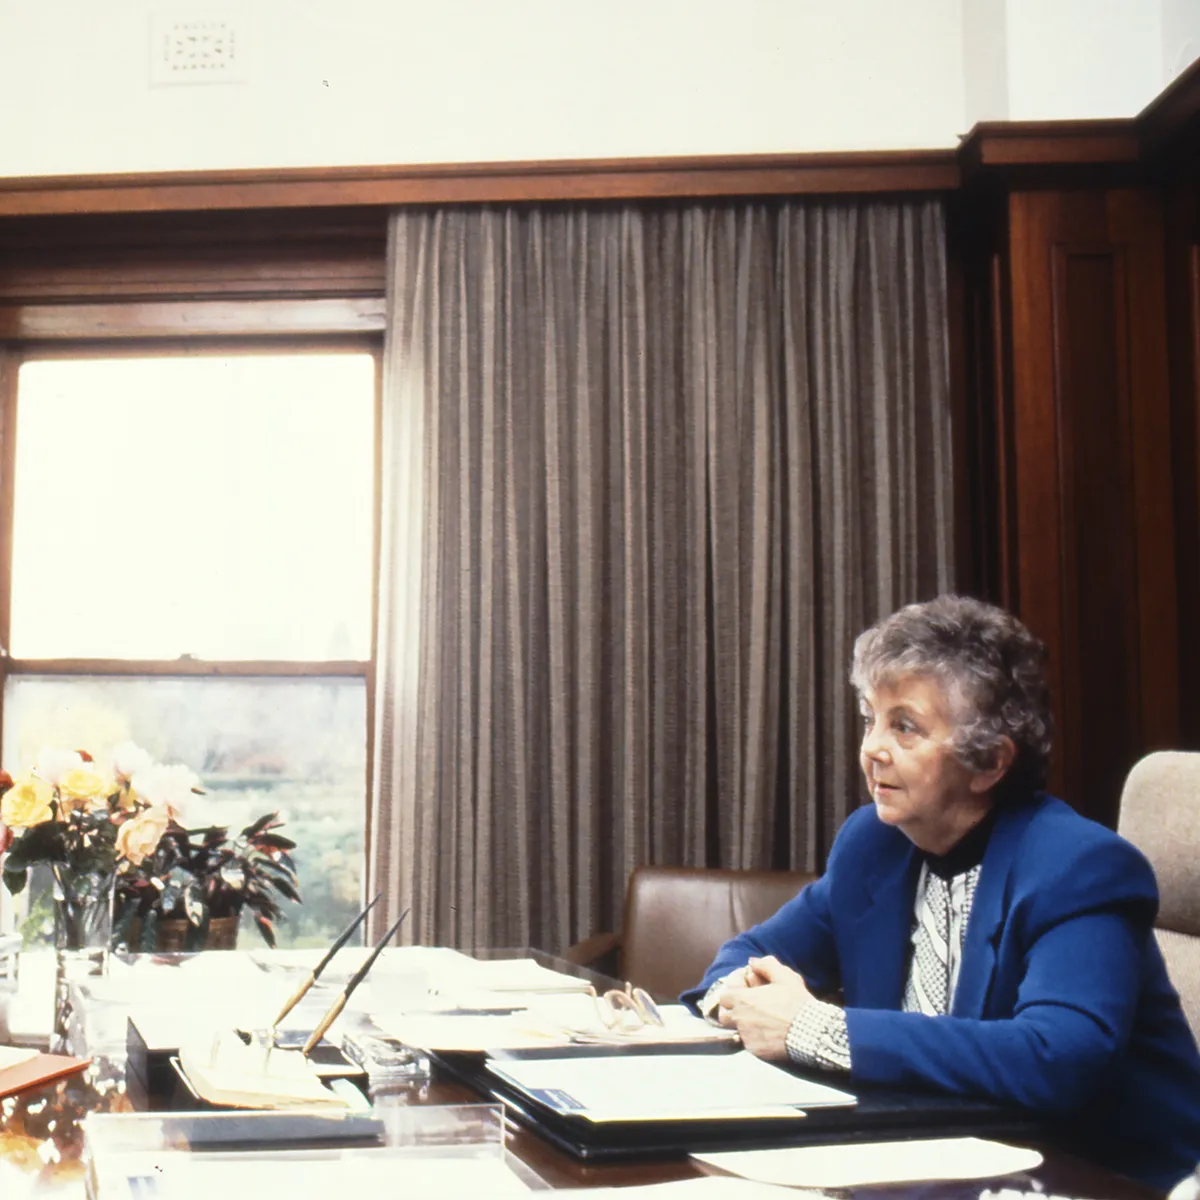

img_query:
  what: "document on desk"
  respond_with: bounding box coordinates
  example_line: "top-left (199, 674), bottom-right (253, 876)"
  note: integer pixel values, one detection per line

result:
top-left (374, 1000), bottom-right (736, 1051)
top-left (552, 1181), bottom-right (825, 1198)
top-left (452, 957), bottom-right (596, 993)
top-left (487, 1050), bottom-right (855, 1123)
top-left (88, 1148), bottom-right (531, 1200)
top-left (693, 1137), bottom-right (1043, 1187)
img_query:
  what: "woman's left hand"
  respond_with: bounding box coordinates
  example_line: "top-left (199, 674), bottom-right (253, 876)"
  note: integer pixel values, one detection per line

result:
top-left (716, 955), bottom-right (812, 1060)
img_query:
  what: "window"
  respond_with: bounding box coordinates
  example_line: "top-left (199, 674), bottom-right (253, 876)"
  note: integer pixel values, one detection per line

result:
top-left (0, 349), bottom-right (377, 950)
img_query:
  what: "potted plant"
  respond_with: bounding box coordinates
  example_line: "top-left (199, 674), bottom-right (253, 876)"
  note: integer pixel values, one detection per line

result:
top-left (112, 811), bottom-right (302, 951)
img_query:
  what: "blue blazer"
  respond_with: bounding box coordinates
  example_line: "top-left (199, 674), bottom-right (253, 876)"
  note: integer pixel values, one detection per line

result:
top-left (682, 793), bottom-right (1200, 1188)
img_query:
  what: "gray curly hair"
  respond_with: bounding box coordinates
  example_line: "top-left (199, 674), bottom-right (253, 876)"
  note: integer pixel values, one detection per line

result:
top-left (850, 594), bottom-right (1053, 793)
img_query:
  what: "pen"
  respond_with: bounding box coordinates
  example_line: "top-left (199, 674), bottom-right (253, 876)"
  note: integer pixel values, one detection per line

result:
top-left (301, 907), bottom-right (411, 1056)
top-left (271, 892), bottom-right (383, 1029)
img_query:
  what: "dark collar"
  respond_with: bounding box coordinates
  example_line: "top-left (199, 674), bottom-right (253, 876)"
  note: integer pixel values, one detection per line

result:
top-left (922, 805), bottom-right (999, 880)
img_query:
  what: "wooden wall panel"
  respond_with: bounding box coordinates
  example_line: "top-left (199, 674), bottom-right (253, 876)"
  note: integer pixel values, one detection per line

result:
top-left (1005, 190), bottom-right (1176, 827)
top-left (1164, 181), bottom-right (1200, 748)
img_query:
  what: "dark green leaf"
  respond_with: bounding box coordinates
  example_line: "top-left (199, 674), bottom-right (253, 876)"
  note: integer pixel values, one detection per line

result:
top-left (240, 812), bottom-right (280, 839)
top-left (253, 833), bottom-right (297, 852)
top-left (141, 909), bottom-right (159, 952)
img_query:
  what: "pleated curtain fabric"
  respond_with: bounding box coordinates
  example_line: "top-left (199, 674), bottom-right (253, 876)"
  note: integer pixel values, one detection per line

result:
top-left (371, 199), bottom-right (954, 952)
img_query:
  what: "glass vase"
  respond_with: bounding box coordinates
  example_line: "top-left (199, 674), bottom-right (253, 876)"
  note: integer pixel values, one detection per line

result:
top-left (51, 863), bottom-right (116, 1052)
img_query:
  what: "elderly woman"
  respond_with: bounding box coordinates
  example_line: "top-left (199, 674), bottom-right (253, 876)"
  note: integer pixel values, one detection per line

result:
top-left (684, 595), bottom-right (1200, 1189)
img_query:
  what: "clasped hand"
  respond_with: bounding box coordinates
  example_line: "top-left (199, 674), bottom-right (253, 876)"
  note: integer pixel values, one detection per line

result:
top-left (716, 954), bottom-right (812, 1061)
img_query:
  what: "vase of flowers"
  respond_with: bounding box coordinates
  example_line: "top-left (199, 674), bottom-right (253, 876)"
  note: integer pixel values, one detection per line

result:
top-left (0, 742), bottom-right (200, 1048)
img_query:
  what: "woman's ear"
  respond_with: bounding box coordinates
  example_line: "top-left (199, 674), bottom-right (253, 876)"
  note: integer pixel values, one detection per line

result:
top-left (969, 736), bottom-right (1017, 794)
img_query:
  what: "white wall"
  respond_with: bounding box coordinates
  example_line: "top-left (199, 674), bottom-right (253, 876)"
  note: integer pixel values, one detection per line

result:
top-left (1163, 0), bottom-right (1200, 86)
top-left (0, 0), bottom-right (966, 177)
top-left (1005, 0), bottom-right (1164, 120)
top-left (963, 0), bottom-right (1010, 123)
top-left (0, 0), bottom-right (1195, 180)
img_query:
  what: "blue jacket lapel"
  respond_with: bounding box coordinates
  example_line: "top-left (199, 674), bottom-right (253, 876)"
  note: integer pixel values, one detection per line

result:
top-left (845, 842), bottom-right (922, 1009)
top-left (951, 797), bottom-right (1039, 1017)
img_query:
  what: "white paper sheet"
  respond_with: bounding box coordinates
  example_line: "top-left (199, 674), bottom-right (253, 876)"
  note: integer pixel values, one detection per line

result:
top-left (488, 1049), bottom-right (855, 1121)
top-left (694, 1137), bottom-right (1043, 1187)
top-left (92, 1148), bottom-right (530, 1200)
top-left (551, 1179), bottom-right (826, 1198)
top-left (455, 957), bottom-right (596, 993)
top-left (0, 1045), bottom-right (37, 1071)
top-left (372, 999), bottom-right (736, 1051)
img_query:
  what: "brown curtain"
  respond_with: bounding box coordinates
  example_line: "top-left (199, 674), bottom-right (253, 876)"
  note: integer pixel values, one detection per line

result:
top-left (370, 199), bottom-right (953, 952)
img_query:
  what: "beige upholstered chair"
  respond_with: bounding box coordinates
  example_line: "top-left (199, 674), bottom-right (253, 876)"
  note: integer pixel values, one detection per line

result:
top-left (1118, 751), bottom-right (1200, 1043)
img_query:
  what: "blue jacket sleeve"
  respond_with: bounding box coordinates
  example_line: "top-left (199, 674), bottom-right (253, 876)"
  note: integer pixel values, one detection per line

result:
top-left (845, 836), bottom-right (1157, 1114)
top-left (677, 813), bottom-right (870, 1010)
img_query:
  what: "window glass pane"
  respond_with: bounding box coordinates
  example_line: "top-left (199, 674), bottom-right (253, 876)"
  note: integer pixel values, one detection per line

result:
top-left (11, 353), bottom-right (375, 660)
top-left (0, 676), bottom-right (366, 950)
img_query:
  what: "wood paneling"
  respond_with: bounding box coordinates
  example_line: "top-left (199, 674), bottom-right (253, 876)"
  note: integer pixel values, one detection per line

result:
top-left (0, 208), bottom-right (389, 338)
top-left (959, 120), bottom-right (1141, 173)
top-left (1164, 183), bottom-right (1200, 746)
top-left (968, 185), bottom-right (1177, 826)
top-left (0, 297), bottom-right (386, 339)
top-left (1049, 245), bottom-right (1139, 823)
top-left (0, 151), bottom-right (960, 217)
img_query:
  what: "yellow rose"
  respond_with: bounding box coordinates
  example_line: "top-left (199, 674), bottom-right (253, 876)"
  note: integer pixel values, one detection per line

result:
top-left (116, 784), bottom-right (142, 811)
top-left (58, 766), bottom-right (114, 809)
top-left (0, 774), bottom-right (54, 828)
top-left (115, 806), bottom-right (170, 866)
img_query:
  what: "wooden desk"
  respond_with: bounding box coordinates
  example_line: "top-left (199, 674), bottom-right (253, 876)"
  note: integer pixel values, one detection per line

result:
top-left (0, 949), bottom-right (1172, 1198)
top-left (0, 1062), bottom-right (1165, 1199)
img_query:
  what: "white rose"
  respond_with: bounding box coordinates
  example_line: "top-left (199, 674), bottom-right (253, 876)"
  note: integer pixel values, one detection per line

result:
top-left (33, 748), bottom-right (84, 787)
top-left (130, 763), bottom-right (200, 817)
top-left (111, 741), bottom-right (153, 784)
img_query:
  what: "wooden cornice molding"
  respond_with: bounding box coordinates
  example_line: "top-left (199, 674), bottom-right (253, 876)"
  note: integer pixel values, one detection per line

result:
top-left (0, 150), bottom-right (961, 217)
top-left (1139, 56), bottom-right (1200, 162)
top-left (957, 119), bottom-right (1142, 183)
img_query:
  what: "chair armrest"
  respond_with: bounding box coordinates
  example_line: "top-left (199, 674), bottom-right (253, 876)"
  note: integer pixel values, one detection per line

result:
top-left (562, 930), bottom-right (622, 972)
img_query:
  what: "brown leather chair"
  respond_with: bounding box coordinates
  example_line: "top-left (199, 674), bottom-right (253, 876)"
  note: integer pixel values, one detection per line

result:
top-left (565, 865), bottom-right (815, 1001)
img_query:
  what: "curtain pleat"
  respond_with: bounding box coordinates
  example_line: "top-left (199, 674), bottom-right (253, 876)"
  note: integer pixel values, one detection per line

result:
top-left (371, 199), bottom-right (954, 951)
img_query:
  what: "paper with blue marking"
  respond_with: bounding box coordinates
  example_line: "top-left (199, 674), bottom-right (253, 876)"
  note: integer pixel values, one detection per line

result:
top-left (487, 1050), bottom-right (855, 1123)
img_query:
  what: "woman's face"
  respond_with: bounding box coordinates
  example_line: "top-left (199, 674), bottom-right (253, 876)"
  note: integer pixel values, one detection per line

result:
top-left (858, 673), bottom-right (1002, 853)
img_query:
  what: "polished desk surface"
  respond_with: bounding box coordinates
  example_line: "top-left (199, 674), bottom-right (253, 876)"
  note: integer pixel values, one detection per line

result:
top-left (0, 948), bottom-right (1169, 1199)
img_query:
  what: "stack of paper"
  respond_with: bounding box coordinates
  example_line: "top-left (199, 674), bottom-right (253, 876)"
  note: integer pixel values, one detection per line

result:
top-left (487, 1050), bottom-right (856, 1123)
top-left (373, 999), bottom-right (736, 1052)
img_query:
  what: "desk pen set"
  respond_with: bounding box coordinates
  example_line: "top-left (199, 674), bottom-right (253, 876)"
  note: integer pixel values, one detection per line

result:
top-left (170, 900), bottom-right (411, 1109)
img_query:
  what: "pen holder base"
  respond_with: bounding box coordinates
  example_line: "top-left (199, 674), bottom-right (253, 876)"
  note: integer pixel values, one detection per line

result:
top-left (342, 1027), bottom-right (432, 1087)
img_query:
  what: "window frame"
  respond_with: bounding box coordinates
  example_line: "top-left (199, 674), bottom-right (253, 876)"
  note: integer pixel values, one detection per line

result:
top-left (0, 323), bottom-right (384, 926)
